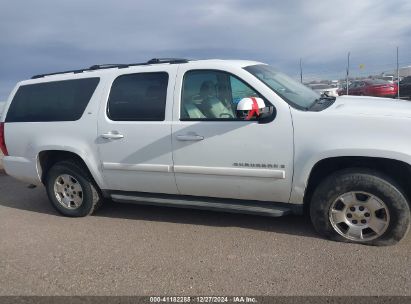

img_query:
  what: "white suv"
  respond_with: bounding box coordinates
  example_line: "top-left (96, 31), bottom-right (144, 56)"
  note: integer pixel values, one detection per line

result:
top-left (1, 58), bottom-right (410, 246)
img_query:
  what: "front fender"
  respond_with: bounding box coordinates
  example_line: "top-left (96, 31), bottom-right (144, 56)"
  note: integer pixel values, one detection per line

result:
top-left (289, 149), bottom-right (411, 204)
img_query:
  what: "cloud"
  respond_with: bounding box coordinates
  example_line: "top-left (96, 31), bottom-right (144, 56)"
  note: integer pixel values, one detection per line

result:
top-left (0, 0), bottom-right (410, 98)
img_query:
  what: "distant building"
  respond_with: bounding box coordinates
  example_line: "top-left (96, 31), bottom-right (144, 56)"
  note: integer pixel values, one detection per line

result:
top-left (399, 66), bottom-right (411, 77)
top-left (388, 66), bottom-right (411, 78)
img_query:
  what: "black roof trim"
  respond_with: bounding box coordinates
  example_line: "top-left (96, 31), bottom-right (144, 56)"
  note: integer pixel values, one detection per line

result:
top-left (147, 58), bottom-right (188, 64)
top-left (31, 58), bottom-right (189, 79)
top-left (88, 64), bottom-right (129, 70)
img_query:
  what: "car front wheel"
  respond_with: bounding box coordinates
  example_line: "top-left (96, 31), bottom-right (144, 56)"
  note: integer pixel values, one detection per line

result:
top-left (310, 169), bottom-right (410, 246)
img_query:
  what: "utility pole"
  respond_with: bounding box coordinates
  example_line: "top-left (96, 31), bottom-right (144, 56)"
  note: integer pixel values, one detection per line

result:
top-left (397, 46), bottom-right (400, 99)
top-left (299, 58), bottom-right (303, 83)
top-left (346, 52), bottom-right (350, 95)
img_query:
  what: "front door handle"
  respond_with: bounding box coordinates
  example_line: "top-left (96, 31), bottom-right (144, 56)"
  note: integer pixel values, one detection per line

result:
top-left (101, 131), bottom-right (124, 140)
top-left (176, 134), bottom-right (204, 141)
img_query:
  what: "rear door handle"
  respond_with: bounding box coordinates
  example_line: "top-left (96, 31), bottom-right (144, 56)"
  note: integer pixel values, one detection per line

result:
top-left (176, 134), bottom-right (204, 141)
top-left (101, 131), bottom-right (124, 140)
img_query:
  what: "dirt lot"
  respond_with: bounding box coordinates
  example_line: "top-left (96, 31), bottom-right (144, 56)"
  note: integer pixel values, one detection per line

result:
top-left (0, 172), bottom-right (410, 296)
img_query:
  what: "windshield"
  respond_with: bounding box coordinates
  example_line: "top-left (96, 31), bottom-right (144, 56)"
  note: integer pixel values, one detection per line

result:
top-left (244, 64), bottom-right (319, 109)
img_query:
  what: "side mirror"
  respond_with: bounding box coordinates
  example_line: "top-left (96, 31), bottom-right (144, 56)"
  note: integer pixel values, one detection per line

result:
top-left (236, 97), bottom-right (268, 120)
top-left (257, 105), bottom-right (274, 120)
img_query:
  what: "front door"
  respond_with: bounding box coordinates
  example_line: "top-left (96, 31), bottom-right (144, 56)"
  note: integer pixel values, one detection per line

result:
top-left (97, 66), bottom-right (178, 194)
top-left (171, 68), bottom-right (294, 202)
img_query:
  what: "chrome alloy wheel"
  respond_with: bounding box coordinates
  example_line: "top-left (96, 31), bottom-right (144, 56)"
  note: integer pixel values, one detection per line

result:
top-left (329, 191), bottom-right (390, 241)
top-left (53, 174), bottom-right (83, 210)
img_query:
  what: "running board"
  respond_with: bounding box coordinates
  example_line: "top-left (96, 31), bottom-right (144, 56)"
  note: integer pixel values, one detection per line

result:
top-left (110, 193), bottom-right (294, 217)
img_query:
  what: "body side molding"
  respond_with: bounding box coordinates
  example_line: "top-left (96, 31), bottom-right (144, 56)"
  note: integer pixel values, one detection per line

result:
top-left (102, 163), bottom-right (286, 179)
top-left (173, 165), bottom-right (285, 178)
top-left (102, 163), bottom-right (172, 173)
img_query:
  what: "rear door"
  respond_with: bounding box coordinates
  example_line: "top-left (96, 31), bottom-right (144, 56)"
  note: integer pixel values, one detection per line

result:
top-left (97, 66), bottom-right (178, 194)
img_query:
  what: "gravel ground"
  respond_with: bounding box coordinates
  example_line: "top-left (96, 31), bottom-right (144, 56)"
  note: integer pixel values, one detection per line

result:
top-left (0, 172), bottom-right (410, 296)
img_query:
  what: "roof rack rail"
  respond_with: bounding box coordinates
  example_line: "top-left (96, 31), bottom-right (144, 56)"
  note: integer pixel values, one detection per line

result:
top-left (31, 68), bottom-right (90, 79)
top-left (31, 58), bottom-right (189, 79)
top-left (88, 64), bottom-right (128, 70)
top-left (147, 58), bottom-right (188, 64)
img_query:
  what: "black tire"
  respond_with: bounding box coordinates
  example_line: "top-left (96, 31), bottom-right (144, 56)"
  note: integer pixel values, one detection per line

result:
top-left (310, 168), bottom-right (410, 246)
top-left (45, 160), bottom-right (103, 217)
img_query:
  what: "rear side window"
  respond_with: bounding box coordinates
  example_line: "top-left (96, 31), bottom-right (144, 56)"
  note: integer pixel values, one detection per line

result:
top-left (6, 78), bottom-right (100, 122)
top-left (107, 72), bottom-right (168, 121)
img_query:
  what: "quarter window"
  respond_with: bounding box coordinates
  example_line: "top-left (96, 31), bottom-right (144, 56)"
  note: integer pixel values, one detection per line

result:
top-left (108, 72), bottom-right (168, 121)
top-left (181, 70), bottom-right (263, 120)
top-left (6, 78), bottom-right (100, 122)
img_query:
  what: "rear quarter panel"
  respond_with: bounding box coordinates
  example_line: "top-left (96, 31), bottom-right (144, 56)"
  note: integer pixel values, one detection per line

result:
top-left (2, 75), bottom-right (111, 187)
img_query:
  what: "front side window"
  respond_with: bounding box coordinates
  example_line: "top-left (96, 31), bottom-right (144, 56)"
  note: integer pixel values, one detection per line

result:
top-left (6, 78), bottom-right (100, 122)
top-left (108, 72), bottom-right (168, 121)
top-left (181, 70), bottom-right (264, 120)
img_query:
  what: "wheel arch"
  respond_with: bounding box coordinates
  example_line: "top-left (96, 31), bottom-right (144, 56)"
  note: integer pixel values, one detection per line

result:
top-left (303, 156), bottom-right (411, 211)
top-left (37, 150), bottom-right (105, 189)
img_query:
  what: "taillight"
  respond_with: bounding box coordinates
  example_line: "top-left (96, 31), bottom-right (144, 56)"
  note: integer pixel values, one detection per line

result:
top-left (0, 122), bottom-right (8, 156)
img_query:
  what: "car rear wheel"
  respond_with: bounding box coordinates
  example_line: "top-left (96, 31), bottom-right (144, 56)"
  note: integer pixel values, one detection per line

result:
top-left (45, 160), bottom-right (103, 217)
top-left (310, 169), bottom-right (410, 246)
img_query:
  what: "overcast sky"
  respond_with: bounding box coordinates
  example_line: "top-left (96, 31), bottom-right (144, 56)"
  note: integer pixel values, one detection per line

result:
top-left (1, 0), bottom-right (411, 100)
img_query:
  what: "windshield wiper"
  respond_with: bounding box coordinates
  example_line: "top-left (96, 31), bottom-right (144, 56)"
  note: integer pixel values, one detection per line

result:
top-left (308, 96), bottom-right (336, 110)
